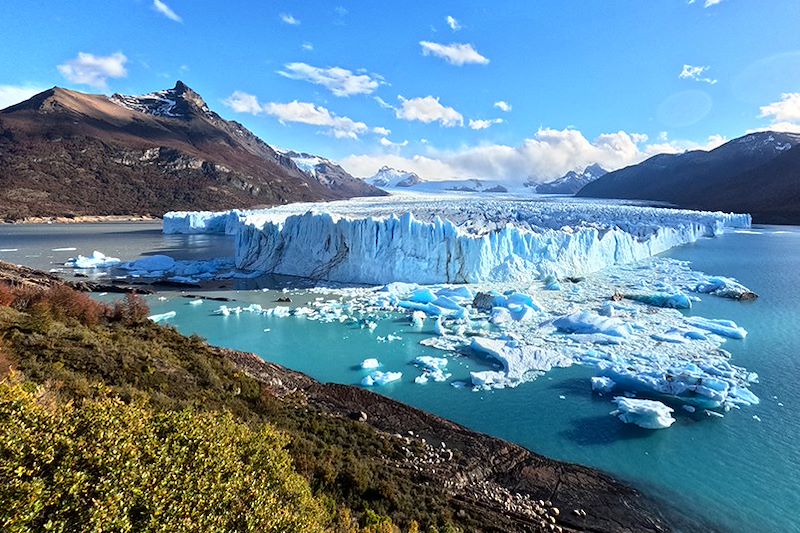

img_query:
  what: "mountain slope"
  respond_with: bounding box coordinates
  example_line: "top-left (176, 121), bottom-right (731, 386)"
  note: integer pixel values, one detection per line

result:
top-left (281, 150), bottom-right (383, 199)
top-left (534, 163), bottom-right (607, 194)
top-left (577, 132), bottom-right (800, 222)
top-left (366, 166), bottom-right (424, 188)
top-left (0, 82), bottom-right (383, 220)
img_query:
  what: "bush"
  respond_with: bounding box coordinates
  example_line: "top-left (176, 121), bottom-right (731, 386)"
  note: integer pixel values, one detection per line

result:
top-left (0, 377), bottom-right (329, 532)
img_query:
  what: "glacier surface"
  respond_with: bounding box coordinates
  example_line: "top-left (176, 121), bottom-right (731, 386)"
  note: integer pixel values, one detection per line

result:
top-left (163, 196), bottom-right (750, 285)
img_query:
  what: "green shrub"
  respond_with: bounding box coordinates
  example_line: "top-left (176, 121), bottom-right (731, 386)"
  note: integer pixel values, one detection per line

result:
top-left (0, 376), bottom-right (329, 533)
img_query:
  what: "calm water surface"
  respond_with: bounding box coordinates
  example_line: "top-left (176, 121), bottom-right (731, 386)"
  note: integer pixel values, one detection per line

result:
top-left (2, 223), bottom-right (798, 532)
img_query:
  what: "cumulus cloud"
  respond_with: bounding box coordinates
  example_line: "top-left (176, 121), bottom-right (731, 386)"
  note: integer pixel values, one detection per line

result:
top-left (223, 91), bottom-right (264, 115)
top-left (379, 137), bottom-right (409, 147)
top-left (153, 0), bottom-right (181, 22)
top-left (395, 95), bottom-right (463, 127)
top-left (468, 118), bottom-right (503, 130)
top-left (280, 13), bottom-right (300, 25)
top-left (0, 84), bottom-right (45, 110)
top-left (493, 100), bottom-right (512, 112)
top-left (679, 64), bottom-right (717, 84)
top-left (445, 16), bottom-right (461, 31)
top-left (277, 62), bottom-right (381, 96)
top-left (372, 126), bottom-right (391, 136)
top-left (223, 91), bottom-right (372, 139)
top-left (419, 41), bottom-right (489, 66)
top-left (759, 93), bottom-right (800, 124)
top-left (704, 0), bottom-right (723, 7)
top-left (340, 128), bottom-right (726, 181)
top-left (301, 42), bottom-right (314, 51)
top-left (57, 52), bottom-right (128, 90)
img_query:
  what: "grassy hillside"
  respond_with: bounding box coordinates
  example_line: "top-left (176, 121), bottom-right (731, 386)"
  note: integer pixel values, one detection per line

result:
top-left (0, 282), bottom-right (460, 532)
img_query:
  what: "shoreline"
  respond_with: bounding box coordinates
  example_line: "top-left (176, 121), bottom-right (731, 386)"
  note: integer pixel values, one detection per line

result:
top-left (3, 214), bottom-right (160, 225)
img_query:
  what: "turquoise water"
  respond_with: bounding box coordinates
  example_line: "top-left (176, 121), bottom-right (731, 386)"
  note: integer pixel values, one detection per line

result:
top-left (2, 224), bottom-right (799, 532)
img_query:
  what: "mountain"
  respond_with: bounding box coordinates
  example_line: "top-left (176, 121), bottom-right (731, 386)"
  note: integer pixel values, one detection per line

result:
top-left (365, 167), bottom-right (512, 194)
top-left (279, 150), bottom-right (381, 199)
top-left (577, 131), bottom-right (800, 223)
top-left (0, 82), bottom-right (383, 220)
top-left (533, 163), bottom-right (607, 194)
top-left (366, 166), bottom-right (424, 188)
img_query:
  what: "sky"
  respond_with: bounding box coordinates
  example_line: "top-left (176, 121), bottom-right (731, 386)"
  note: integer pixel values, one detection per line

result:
top-left (2, 0), bottom-right (800, 182)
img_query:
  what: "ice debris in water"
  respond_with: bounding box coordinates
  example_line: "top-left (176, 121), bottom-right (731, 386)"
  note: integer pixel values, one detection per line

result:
top-left (361, 358), bottom-right (380, 369)
top-left (413, 356), bottom-right (451, 384)
top-left (625, 292), bottom-right (692, 309)
top-left (362, 371), bottom-right (402, 386)
top-left (148, 311), bottom-right (176, 323)
top-left (591, 376), bottom-right (616, 394)
top-left (65, 251), bottom-right (121, 269)
top-left (694, 276), bottom-right (757, 301)
top-left (611, 397), bottom-right (676, 429)
top-left (685, 316), bottom-right (748, 340)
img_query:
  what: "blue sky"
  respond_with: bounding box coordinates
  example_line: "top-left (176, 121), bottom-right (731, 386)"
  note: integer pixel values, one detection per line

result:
top-left (2, 0), bottom-right (800, 181)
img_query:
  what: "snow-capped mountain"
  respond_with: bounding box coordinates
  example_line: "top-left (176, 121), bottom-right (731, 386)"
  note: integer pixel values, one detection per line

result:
top-left (366, 166), bottom-right (423, 188)
top-left (578, 131), bottom-right (800, 223)
top-left (281, 150), bottom-right (385, 198)
top-left (533, 163), bottom-right (608, 194)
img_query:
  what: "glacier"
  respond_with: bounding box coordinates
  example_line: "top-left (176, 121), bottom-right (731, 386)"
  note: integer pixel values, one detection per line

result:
top-left (163, 196), bottom-right (750, 285)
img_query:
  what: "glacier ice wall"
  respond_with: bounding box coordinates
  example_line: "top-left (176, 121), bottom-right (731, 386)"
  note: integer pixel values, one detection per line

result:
top-left (164, 197), bottom-right (750, 284)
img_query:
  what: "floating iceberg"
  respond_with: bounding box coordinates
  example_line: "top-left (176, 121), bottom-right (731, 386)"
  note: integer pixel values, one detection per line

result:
top-left (611, 397), bottom-right (676, 429)
top-left (470, 337), bottom-right (572, 389)
top-left (362, 370), bottom-right (402, 386)
top-left (413, 356), bottom-right (451, 384)
top-left (686, 317), bottom-right (748, 340)
top-left (553, 311), bottom-right (632, 338)
top-left (65, 251), bottom-right (121, 269)
top-left (694, 276), bottom-right (757, 300)
top-left (148, 311), bottom-right (176, 323)
top-left (626, 292), bottom-right (692, 309)
top-left (164, 196), bottom-right (749, 285)
top-left (361, 358), bottom-right (381, 369)
top-left (591, 376), bottom-right (616, 394)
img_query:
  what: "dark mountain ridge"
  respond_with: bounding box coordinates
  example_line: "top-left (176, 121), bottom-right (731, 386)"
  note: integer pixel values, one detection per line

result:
top-left (577, 131), bottom-right (800, 223)
top-left (0, 82), bottom-right (382, 220)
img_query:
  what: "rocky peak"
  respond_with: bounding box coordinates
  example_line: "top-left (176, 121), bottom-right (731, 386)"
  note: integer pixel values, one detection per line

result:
top-left (110, 81), bottom-right (212, 119)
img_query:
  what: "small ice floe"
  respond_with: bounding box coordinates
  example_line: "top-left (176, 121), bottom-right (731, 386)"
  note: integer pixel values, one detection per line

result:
top-left (610, 397), bottom-right (675, 429)
top-left (65, 250), bottom-right (121, 269)
top-left (686, 316), bottom-right (748, 340)
top-left (752, 415), bottom-right (762, 422)
top-left (188, 299), bottom-right (203, 306)
top-left (361, 358), bottom-right (381, 369)
top-left (51, 247), bottom-right (77, 252)
top-left (682, 405), bottom-right (696, 413)
top-left (148, 311), bottom-right (176, 323)
top-left (694, 276), bottom-right (757, 301)
top-left (591, 376), bottom-right (615, 394)
top-left (361, 370), bottom-right (402, 386)
top-left (705, 410), bottom-right (725, 418)
top-left (553, 310), bottom-right (632, 339)
top-left (413, 356), bottom-right (450, 384)
top-left (626, 292), bottom-right (692, 310)
top-left (411, 310), bottom-right (426, 328)
top-left (0, 248), bottom-right (19, 252)
top-left (559, 395), bottom-right (566, 400)
top-left (157, 296), bottom-right (168, 301)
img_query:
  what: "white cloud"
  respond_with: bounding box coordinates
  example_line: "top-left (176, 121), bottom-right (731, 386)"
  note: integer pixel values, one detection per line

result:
top-left (280, 13), bottom-right (300, 25)
top-left (263, 101), bottom-right (368, 139)
top-left (153, 0), bottom-right (181, 22)
top-left (468, 118), bottom-right (503, 130)
top-left (395, 95), bottom-right (463, 127)
top-left (493, 100), bottom-right (512, 112)
top-left (379, 137), bottom-right (409, 147)
top-left (679, 64), bottom-right (717, 84)
top-left (419, 41), bottom-right (489, 66)
top-left (759, 93), bottom-right (800, 123)
top-left (223, 91), bottom-right (264, 115)
top-left (372, 126), bottom-right (391, 136)
top-left (301, 42), bottom-right (314, 51)
top-left (374, 96), bottom-right (394, 110)
top-left (57, 52), bottom-right (128, 90)
top-left (445, 16), bottom-right (461, 31)
top-left (340, 128), bottom-right (726, 182)
top-left (277, 62), bottom-right (381, 96)
top-left (704, 0), bottom-right (723, 7)
top-left (0, 84), bottom-right (44, 110)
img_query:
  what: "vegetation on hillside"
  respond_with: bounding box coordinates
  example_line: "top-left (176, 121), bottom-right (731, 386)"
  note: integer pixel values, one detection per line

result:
top-left (0, 282), bottom-right (461, 532)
